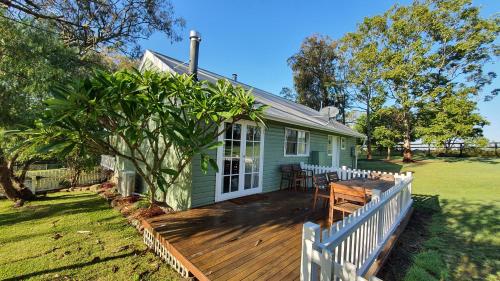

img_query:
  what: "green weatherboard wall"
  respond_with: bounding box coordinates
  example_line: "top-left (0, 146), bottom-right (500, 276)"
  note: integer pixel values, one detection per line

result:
top-left (117, 120), bottom-right (358, 210)
top-left (190, 120), bottom-right (358, 208)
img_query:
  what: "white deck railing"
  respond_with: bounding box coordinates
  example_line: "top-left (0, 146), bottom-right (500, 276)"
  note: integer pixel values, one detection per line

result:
top-left (100, 155), bottom-right (116, 171)
top-left (300, 164), bottom-right (413, 281)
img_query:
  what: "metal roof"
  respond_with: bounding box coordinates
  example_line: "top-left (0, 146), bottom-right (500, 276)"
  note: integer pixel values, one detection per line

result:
top-left (140, 50), bottom-right (365, 139)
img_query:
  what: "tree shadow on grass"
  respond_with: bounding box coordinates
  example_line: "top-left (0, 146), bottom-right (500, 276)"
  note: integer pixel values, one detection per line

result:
top-left (2, 252), bottom-right (134, 281)
top-left (378, 194), bottom-right (500, 281)
top-left (0, 195), bottom-right (109, 227)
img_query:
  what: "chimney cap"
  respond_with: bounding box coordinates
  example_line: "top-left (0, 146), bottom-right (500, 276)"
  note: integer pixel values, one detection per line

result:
top-left (190, 30), bottom-right (201, 41)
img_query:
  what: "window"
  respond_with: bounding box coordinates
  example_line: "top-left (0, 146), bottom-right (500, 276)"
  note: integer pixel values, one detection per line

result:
top-left (341, 137), bottom-right (346, 150)
top-left (327, 135), bottom-right (334, 156)
top-left (284, 128), bottom-right (309, 156)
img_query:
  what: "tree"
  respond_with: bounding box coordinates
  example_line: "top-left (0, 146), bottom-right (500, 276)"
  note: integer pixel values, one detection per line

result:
top-left (378, 0), bottom-right (498, 162)
top-left (0, 0), bottom-right (185, 55)
top-left (372, 107), bottom-right (405, 160)
top-left (418, 93), bottom-right (488, 152)
top-left (340, 17), bottom-right (387, 160)
top-left (288, 35), bottom-right (350, 122)
top-left (0, 14), bottom-right (99, 203)
top-left (37, 70), bottom-right (266, 205)
top-left (279, 87), bottom-right (297, 102)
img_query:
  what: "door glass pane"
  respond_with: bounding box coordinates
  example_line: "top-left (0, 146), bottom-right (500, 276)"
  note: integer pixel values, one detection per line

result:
top-left (223, 176), bottom-right (230, 193)
top-left (231, 175), bottom-right (239, 192)
top-left (252, 174), bottom-right (259, 188)
top-left (244, 174), bottom-right (252, 190)
top-left (233, 124), bottom-right (241, 140)
top-left (231, 159), bottom-right (240, 174)
top-left (225, 123), bottom-right (233, 139)
top-left (224, 159), bottom-right (231, 175)
top-left (246, 126), bottom-right (254, 141)
top-left (224, 140), bottom-right (232, 156)
top-left (232, 141), bottom-right (240, 157)
top-left (254, 128), bottom-right (261, 141)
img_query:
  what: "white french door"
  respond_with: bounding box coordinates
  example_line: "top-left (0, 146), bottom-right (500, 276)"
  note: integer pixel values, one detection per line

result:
top-left (215, 121), bottom-right (264, 202)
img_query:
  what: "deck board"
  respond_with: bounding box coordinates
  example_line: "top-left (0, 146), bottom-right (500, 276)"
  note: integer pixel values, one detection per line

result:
top-left (144, 190), bottom-right (334, 280)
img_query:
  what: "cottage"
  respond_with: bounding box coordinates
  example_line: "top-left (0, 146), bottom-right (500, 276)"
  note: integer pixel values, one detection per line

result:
top-left (114, 32), bottom-right (364, 211)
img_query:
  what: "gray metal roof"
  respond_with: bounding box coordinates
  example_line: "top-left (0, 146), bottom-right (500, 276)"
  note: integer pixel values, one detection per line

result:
top-left (141, 50), bottom-right (365, 139)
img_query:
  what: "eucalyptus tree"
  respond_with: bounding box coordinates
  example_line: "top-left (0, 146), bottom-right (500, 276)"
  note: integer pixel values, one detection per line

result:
top-left (288, 35), bottom-right (350, 122)
top-left (38, 70), bottom-right (266, 205)
top-left (0, 0), bottom-right (185, 56)
top-left (377, 0), bottom-right (499, 162)
top-left (340, 16), bottom-right (387, 160)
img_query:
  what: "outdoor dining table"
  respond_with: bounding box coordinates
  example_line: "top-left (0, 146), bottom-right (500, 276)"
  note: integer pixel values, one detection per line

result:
top-left (334, 178), bottom-right (395, 198)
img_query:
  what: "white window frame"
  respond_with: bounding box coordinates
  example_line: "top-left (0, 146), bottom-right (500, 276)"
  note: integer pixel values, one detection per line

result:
top-left (284, 127), bottom-right (310, 157)
top-left (341, 137), bottom-right (346, 150)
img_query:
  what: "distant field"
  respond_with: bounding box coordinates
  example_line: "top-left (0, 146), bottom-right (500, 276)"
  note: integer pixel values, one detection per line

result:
top-left (358, 157), bottom-right (500, 281)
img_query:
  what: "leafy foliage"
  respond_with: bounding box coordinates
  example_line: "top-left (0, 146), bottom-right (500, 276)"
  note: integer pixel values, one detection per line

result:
top-left (288, 35), bottom-right (350, 122)
top-left (0, 0), bottom-right (185, 56)
top-left (38, 70), bottom-right (266, 203)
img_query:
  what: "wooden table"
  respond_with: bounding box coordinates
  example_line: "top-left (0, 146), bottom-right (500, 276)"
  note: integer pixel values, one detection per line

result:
top-left (335, 178), bottom-right (395, 196)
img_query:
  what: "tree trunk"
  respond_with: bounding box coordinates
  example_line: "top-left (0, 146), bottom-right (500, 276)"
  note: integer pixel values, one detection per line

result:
top-left (387, 146), bottom-right (391, 160)
top-left (366, 98), bottom-right (372, 160)
top-left (0, 158), bottom-right (34, 204)
top-left (402, 110), bottom-right (412, 162)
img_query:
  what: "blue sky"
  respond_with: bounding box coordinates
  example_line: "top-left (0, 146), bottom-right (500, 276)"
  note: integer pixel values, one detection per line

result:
top-left (140, 0), bottom-right (500, 141)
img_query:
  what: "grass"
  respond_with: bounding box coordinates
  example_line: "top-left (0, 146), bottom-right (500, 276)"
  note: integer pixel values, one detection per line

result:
top-left (0, 192), bottom-right (180, 281)
top-left (358, 156), bottom-right (500, 281)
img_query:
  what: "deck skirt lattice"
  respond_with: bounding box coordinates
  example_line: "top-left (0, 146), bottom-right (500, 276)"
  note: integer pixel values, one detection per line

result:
top-left (143, 228), bottom-right (190, 278)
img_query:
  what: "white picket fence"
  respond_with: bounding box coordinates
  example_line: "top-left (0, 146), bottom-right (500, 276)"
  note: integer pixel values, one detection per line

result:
top-left (100, 155), bottom-right (116, 171)
top-left (24, 168), bottom-right (105, 193)
top-left (300, 163), bottom-right (413, 281)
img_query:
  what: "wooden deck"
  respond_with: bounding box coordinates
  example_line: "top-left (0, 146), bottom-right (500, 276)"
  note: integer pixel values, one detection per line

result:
top-left (142, 191), bottom-right (338, 281)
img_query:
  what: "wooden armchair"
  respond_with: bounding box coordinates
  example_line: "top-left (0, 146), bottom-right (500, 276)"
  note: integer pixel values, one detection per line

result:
top-left (291, 164), bottom-right (313, 191)
top-left (326, 171), bottom-right (340, 183)
top-left (329, 183), bottom-right (368, 222)
top-left (312, 173), bottom-right (330, 210)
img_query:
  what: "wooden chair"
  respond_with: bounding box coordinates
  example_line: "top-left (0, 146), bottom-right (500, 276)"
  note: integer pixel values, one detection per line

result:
top-left (312, 173), bottom-right (330, 210)
top-left (291, 164), bottom-right (313, 191)
top-left (329, 183), bottom-right (368, 223)
top-left (326, 171), bottom-right (340, 183)
top-left (279, 164), bottom-right (293, 190)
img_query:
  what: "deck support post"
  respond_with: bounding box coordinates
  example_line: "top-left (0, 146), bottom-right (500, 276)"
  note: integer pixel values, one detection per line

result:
top-left (301, 222), bottom-right (321, 281)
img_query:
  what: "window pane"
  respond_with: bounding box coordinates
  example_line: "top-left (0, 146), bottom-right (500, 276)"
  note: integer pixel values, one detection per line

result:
top-left (225, 123), bottom-right (232, 139)
top-left (298, 131), bottom-right (306, 143)
top-left (298, 143), bottom-right (306, 155)
top-left (223, 176), bottom-right (230, 193)
top-left (253, 157), bottom-right (259, 172)
top-left (224, 159), bottom-right (231, 175)
top-left (232, 141), bottom-right (240, 157)
top-left (231, 175), bottom-right (239, 192)
top-left (252, 174), bottom-right (259, 188)
top-left (231, 159), bottom-right (240, 174)
top-left (246, 143), bottom-right (253, 158)
top-left (286, 129), bottom-right (298, 142)
top-left (254, 128), bottom-right (261, 141)
top-left (286, 142), bottom-right (297, 155)
top-left (244, 174), bottom-right (252, 190)
top-left (246, 126), bottom-right (254, 141)
top-left (233, 124), bottom-right (241, 140)
top-left (253, 142), bottom-right (260, 157)
top-left (245, 158), bottom-right (253, 173)
top-left (224, 140), bottom-right (232, 156)
top-left (327, 136), bottom-right (333, 155)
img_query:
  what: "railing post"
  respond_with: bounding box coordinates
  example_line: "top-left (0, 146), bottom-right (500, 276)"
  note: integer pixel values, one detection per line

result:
top-left (341, 166), bottom-right (347, 180)
top-left (320, 249), bottom-right (334, 280)
top-left (302, 222), bottom-right (321, 281)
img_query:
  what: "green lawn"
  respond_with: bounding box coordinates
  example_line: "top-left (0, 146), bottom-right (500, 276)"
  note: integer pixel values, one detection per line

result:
top-left (0, 192), bottom-right (180, 281)
top-left (358, 157), bottom-right (500, 281)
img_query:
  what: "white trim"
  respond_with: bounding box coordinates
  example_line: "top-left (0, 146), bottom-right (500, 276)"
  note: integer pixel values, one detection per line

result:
top-left (327, 135), bottom-right (334, 156)
top-left (283, 127), bottom-right (310, 157)
top-left (215, 120), bottom-right (265, 202)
